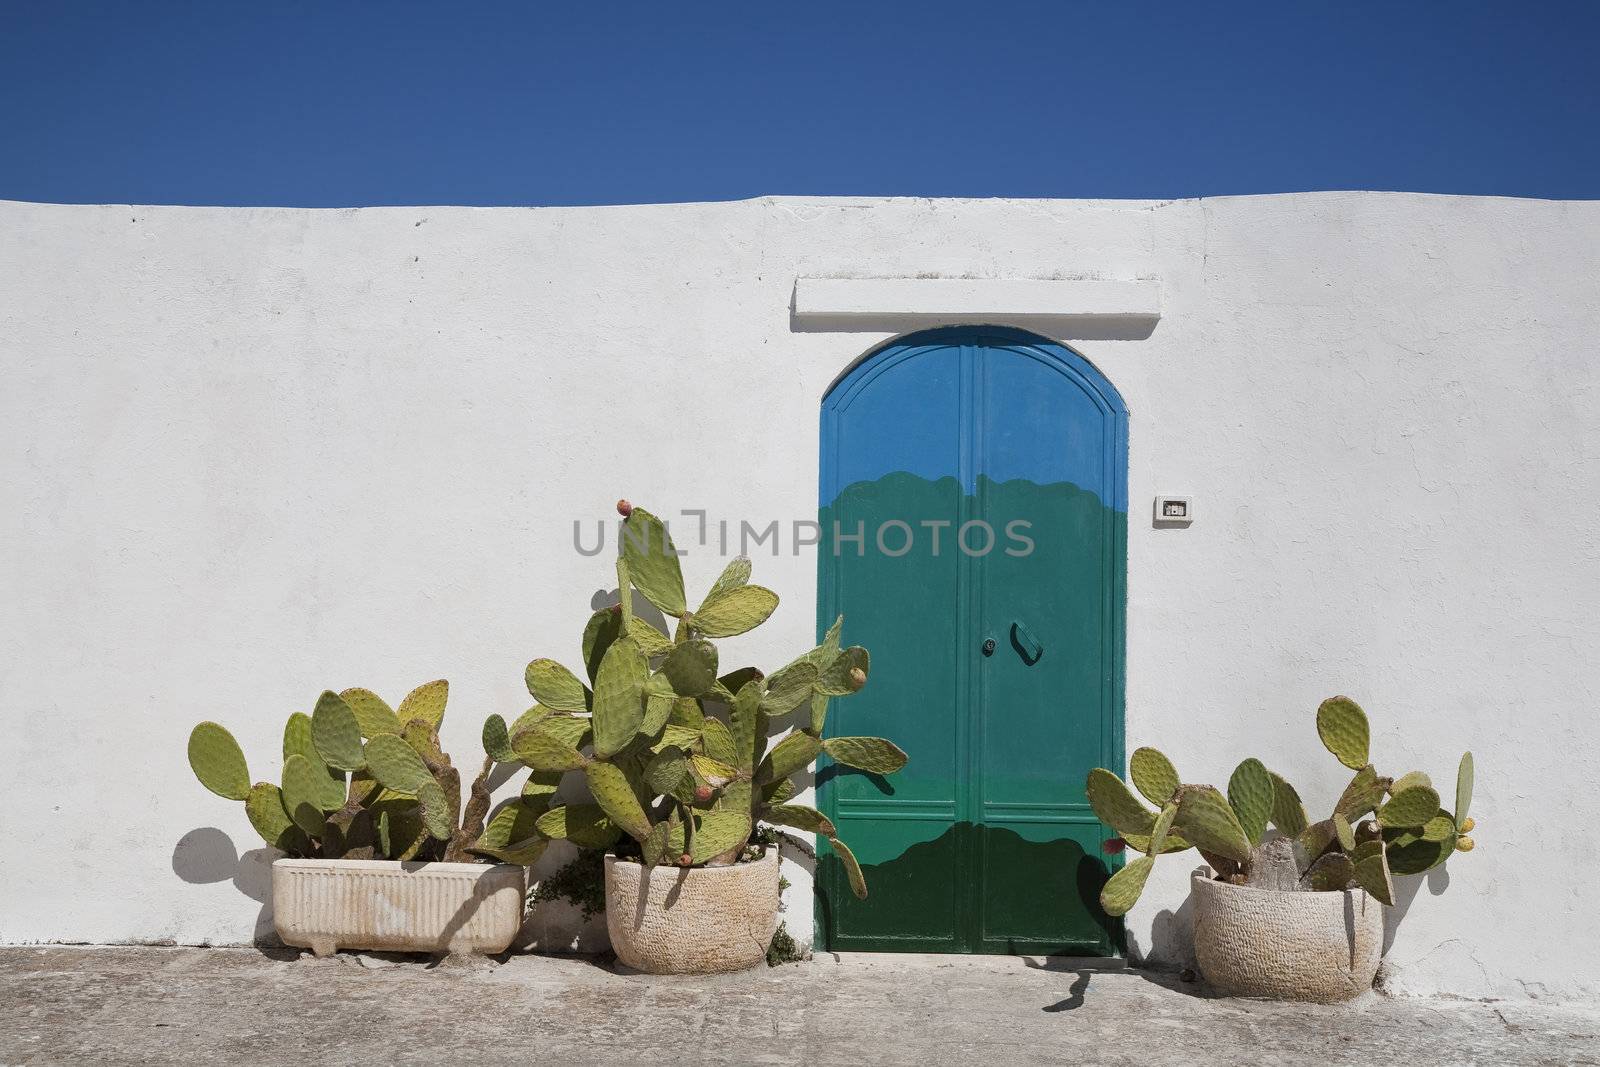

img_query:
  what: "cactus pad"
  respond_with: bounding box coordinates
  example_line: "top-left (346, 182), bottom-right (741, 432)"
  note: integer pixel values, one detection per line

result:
top-left (581, 606), bottom-right (623, 683)
top-left (621, 507), bottom-right (688, 616)
top-left (764, 803), bottom-right (837, 836)
top-left (339, 688), bottom-right (403, 737)
top-left (510, 723), bottom-right (589, 772)
top-left (1085, 768), bottom-right (1158, 836)
top-left (281, 754), bottom-right (332, 836)
top-left (584, 761), bottom-right (652, 841)
top-left (1175, 785), bottom-right (1252, 863)
top-left (1390, 770), bottom-right (1432, 795)
top-left (693, 585), bottom-right (780, 638)
top-left (762, 731), bottom-right (823, 782)
top-left (244, 782), bottom-right (298, 849)
top-left (760, 660), bottom-right (818, 716)
top-left (829, 836), bottom-right (868, 899)
top-left (1148, 802), bottom-right (1178, 855)
top-left (524, 659), bottom-right (590, 712)
top-left (477, 799), bottom-right (543, 850)
top-left (481, 714), bottom-right (515, 763)
top-left (1099, 855), bottom-right (1154, 917)
top-left (1226, 758), bottom-right (1273, 847)
top-left (1332, 812), bottom-right (1357, 852)
top-left (1455, 751), bottom-right (1474, 830)
top-left (655, 638), bottom-right (719, 697)
top-left (396, 679), bottom-right (449, 731)
top-left (363, 732), bottom-right (432, 794)
top-left (188, 722), bottom-right (251, 800)
top-left (1305, 852), bottom-right (1355, 892)
top-left (1351, 839), bottom-right (1394, 905)
top-left (689, 809), bottom-right (752, 864)
top-left (1316, 695), bottom-right (1370, 770)
top-left (817, 646), bottom-right (870, 696)
top-left (1268, 771), bottom-right (1310, 837)
top-left (470, 836), bottom-right (549, 866)
top-left (706, 556), bottom-right (752, 602)
top-left (1377, 785), bottom-right (1441, 829)
top-left (728, 682), bottom-right (766, 773)
top-left (534, 803), bottom-right (623, 849)
top-left (590, 636), bottom-right (647, 758)
top-left (282, 712), bottom-right (316, 764)
top-left (1129, 747), bottom-right (1180, 806)
top-left (822, 736), bottom-right (909, 775)
top-left (311, 691), bottom-right (365, 772)
top-left (699, 716), bottom-right (739, 764)
top-left (416, 778), bottom-right (454, 840)
top-left (1335, 764), bottom-right (1385, 819)
top-left (642, 814), bottom-right (687, 867)
top-left (1120, 828), bottom-right (1192, 855)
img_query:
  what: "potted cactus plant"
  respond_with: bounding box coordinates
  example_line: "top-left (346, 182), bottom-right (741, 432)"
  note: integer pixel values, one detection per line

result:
top-left (1087, 696), bottom-right (1475, 1002)
top-left (511, 502), bottom-right (907, 974)
top-left (187, 680), bottom-right (551, 956)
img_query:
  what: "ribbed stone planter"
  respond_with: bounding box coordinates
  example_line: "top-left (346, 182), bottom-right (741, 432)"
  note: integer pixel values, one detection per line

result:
top-left (272, 858), bottom-right (525, 957)
top-left (604, 849), bottom-right (779, 974)
top-left (1191, 871), bottom-right (1385, 1002)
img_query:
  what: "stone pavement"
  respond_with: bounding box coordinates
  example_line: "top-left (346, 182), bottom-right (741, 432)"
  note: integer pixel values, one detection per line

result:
top-left (0, 946), bottom-right (1595, 1066)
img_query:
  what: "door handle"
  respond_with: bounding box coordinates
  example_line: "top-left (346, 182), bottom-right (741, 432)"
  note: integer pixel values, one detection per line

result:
top-left (1011, 620), bottom-right (1044, 665)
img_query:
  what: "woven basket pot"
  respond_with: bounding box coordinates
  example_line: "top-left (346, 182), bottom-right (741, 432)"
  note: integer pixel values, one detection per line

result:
top-left (604, 850), bottom-right (780, 974)
top-left (1191, 872), bottom-right (1384, 1002)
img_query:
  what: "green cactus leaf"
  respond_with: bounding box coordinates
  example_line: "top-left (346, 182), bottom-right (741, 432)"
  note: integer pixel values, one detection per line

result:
top-left (1332, 812), bottom-right (1357, 852)
top-left (581, 606), bottom-right (623, 683)
top-left (692, 585), bottom-right (779, 638)
top-left (729, 682), bottom-right (766, 773)
top-left (244, 782), bottom-right (299, 849)
top-left (1335, 764), bottom-right (1385, 819)
top-left (339, 688), bottom-right (403, 737)
top-left (509, 704), bottom-right (553, 737)
top-left (590, 637), bottom-right (647, 758)
top-left (1455, 751), bottom-right (1473, 829)
top-left (699, 716), bottom-right (739, 765)
top-left (524, 659), bottom-right (590, 713)
top-left (510, 723), bottom-right (589, 772)
top-left (817, 646), bottom-right (870, 696)
top-left (1148, 802), bottom-right (1178, 855)
top-left (761, 731), bottom-right (823, 783)
top-left (829, 836), bottom-right (868, 899)
top-left (533, 713), bottom-right (592, 749)
top-left (1305, 852), bottom-right (1355, 891)
top-left (1085, 768), bottom-right (1157, 836)
top-left (521, 768), bottom-right (563, 802)
top-left (629, 621), bottom-right (674, 659)
top-left (481, 714), bottom-right (516, 763)
top-left (584, 761), bottom-right (652, 841)
top-left (397, 679), bottom-right (449, 731)
top-left (477, 799), bottom-right (544, 851)
top-left (1226, 758), bottom-right (1273, 847)
top-left (283, 712), bottom-right (315, 762)
top-left (639, 693), bottom-right (676, 739)
top-left (1391, 770), bottom-right (1432, 795)
top-left (1316, 695), bottom-right (1370, 770)
top-left (1420, 813), bottom-right (1456, 842)
top-left (690, 752), bottom-right (739, 787)
top-left (1121, 829), bottom-right (1192, 855)
top-left (1386, 831), bottom-right (1456, 875)
top-left (416, 778), bottom-right (454, 840)
top-left (806, 615), bottom-right (845, 669)
top-left (761, 660), bottom-right (819, 716)
top-left (764, 803), bottom-right (837, 836)
top-left (620, 507), bottom-right (688, 616)
top-left (1295, 819), bottom-right (1339, 871)
top-left (1351, 839), bottom-right (1394, 905)
top-left (281, 754), bottom-right (332, 835)
top-left (311, 691), bottom-right (365, 772)
top-left (1175, 785), bottom-right (1253, 863)
top-left (644, 747), bottom-right (691, 796)
top-left (346, 770), bottom-right (383, 808)
top-left (188, 722), bottom-right (251, 800)
top-left (1129, 747), bottom-right (1179, 806)
top-left (469, 836), bottom-right (549, 866)
top-left (363, 732), bottom-right (433, 794)
top-left (642, 813), bottom-right (687, 867)
top-left (690, 809), bottom-right (752, 864)
top-left (706, 556), bottom-right (752, 601)
top-left (808, 692), bottom-right (830, 735)
top-left (763, 776), bottom-right (799, 805)
top-left (1268, 771), bottom-right (1310, 836)
top-left (533, 803), bottom-right (622, 849)
top-left (822, 736), bottom-right (909, 775)
top-left (1377, 785), bottom-right (1440, 829)
top-left (655, 638), bottom-right (718, 697)
top-left (651, 723), bottom-right (703, 753)
top-left (1100, 855), bottom-right (1155, 917)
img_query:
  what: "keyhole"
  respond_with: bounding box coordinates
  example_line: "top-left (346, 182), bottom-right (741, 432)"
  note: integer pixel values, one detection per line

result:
top-left (982, 638), bottom-right (997, 656)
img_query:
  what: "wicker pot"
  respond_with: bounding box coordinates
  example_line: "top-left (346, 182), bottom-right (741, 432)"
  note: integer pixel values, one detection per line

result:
top-left (272, 858), bottom-right (525, 957)
top-left (1191, 871), bottom-right (1384, 1002)
top-left (604, 850), bottom-right (780, 974)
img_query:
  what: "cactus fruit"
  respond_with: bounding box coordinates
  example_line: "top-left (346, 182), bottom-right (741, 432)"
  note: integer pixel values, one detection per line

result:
top-left (1460, 816), bottom-right (1475, 833)
top-left (616, 499), bottom-right (633, 517)
top-left (1085, 695), bottom-right (1475, 919)
top-left (188, 723), bottom-right (252, 801)
top-left (1316, 696), bottom-right (1371, 770)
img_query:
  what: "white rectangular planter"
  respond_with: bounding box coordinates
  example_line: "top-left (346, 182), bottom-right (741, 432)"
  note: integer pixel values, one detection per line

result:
top-left (272, 858), bottom-right (525, 956)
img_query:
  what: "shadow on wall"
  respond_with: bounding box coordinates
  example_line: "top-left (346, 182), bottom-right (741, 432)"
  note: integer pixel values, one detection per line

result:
top-left (171, 827), bottom-right (277, 945)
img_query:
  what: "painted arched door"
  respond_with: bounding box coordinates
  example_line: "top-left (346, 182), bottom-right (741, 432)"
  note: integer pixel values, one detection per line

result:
top-left (816, 326), bottom-right (1126, 955)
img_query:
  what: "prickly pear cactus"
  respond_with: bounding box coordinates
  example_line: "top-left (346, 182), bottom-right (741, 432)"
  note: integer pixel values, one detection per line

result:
top-left (1086, 694), bottom-right (1476, 919)
top-left (511, 501), bottom-right (908, 900)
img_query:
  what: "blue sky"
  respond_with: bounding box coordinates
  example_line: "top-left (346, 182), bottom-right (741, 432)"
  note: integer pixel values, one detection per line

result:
top-left (2, 2), bottom-right (1596, 206)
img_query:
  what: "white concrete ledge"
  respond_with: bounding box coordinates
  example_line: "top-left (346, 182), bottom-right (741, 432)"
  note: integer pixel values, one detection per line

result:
top-left (790, 277), bottom-right (1161, 339)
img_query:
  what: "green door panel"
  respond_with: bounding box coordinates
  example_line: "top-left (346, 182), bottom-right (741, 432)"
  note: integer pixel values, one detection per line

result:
top-left (817, 327), bottom-right (1127, 956)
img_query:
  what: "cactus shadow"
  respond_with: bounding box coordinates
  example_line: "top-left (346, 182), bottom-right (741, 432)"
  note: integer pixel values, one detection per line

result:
top-left (171, 828), bottom-right (280, 947)
top-left (589, 587), bottom-right (672, 637)
top-left (1383, 866), bottom-right (1447, 954)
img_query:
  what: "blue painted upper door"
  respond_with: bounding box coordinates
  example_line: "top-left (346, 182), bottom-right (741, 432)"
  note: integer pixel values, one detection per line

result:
top-left (817, 326), bottom-right (1127, 955)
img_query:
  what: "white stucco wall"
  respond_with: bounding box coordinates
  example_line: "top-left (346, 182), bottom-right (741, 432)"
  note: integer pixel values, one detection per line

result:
top-left (2, 193), bottom-right (1596, 1000)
